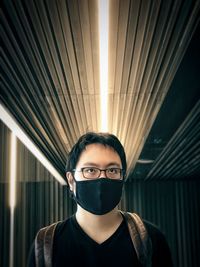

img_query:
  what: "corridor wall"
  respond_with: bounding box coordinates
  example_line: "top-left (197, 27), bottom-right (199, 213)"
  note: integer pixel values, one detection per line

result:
top-left (124, 179), bottom-right (200, 267)
top-left (1, 120), bottom-right (199, 266)
top-left (0, 121), bottom-right (75, 267)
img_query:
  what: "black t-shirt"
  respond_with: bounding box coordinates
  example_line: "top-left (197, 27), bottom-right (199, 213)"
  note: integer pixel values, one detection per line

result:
top-left (27, 215), bottom-right (173, 267)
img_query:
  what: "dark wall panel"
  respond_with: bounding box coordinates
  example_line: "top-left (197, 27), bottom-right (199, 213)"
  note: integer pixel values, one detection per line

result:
top-left (124, 180), bottom-right (200, 267)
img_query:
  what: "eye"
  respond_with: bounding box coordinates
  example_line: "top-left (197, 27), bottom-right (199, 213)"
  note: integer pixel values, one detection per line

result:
top-left (84, 167), bottom-right (98, 173)
top-left (108, 168), bottom-right (119, 174)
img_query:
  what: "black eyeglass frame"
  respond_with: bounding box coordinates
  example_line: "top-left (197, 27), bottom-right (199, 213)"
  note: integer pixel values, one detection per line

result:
top-left (72, 167), bottom-right (125, 180)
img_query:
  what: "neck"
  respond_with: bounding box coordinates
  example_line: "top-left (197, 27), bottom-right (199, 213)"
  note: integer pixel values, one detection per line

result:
top-left (75, 206), bottom-right (122, 230)
top-left (75, 206), bottom-right (123, 244)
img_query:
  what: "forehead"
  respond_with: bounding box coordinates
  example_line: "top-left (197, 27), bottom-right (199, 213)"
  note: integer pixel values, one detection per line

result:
top-left (76, 143), bottom-right (122, 167)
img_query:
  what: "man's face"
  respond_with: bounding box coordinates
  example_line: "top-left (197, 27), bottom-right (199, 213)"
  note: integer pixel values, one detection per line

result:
top-left (67, 143), bottom-right (122, 190)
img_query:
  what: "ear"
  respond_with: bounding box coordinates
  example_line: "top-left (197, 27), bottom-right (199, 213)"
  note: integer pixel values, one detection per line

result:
top-left (66, 172), bottom-right (75, 191)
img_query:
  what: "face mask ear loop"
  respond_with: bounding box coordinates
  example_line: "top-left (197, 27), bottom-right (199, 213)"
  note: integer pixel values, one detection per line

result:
top-left (71, 172), bottom-right (77, 182)
top-left (68, 171), bottom-right (77, 198)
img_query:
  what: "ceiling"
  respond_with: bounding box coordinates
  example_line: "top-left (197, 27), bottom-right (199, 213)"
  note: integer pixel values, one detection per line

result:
top-left (1, 0), bottom-right (200, 182)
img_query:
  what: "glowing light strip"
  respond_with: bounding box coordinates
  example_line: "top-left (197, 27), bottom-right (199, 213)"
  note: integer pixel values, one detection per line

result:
top-left (9, 133), bottom-right (17, 208)
top-left (0, 104), bottom-right (66, 185)
top-left (9, 132), bottom-right (16, 267)
top-left (9, 206), bottom-right (15, 267)
top-left (99, 0), bottom-right (109, 132)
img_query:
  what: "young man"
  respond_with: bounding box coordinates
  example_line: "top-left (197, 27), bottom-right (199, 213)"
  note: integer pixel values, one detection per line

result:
top-left (28, 132), bottom-right (173, 267)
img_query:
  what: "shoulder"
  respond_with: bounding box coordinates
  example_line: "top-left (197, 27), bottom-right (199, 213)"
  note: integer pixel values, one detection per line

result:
top-left (123, 212), bottom-right (173, 266)
top-left (38, 216), bottom-right (74, 234)
top-left (53, 215), bottom-right (76, 242)
top-left (143, 220), bottom-right (170, 250)
top-left (143, 220), bottom-right (174, 267)
top-left (143, 220), bottom-right (166, 240)
top-left (27, 217), bottom-right (73, 266)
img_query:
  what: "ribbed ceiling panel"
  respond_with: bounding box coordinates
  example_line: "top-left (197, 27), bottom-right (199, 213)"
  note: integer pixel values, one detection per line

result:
top-left (1, 0), bottom-right (199, 180)
top-left (1, 0), bottom-right (100, 176)
top-left (146, 100), bottom-right (200, 180)
top-left (108, 0), bottom-right (200, 175)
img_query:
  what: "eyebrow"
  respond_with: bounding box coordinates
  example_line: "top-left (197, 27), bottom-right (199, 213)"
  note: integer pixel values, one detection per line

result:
top-left (82, 162), bottom-right (122, 168)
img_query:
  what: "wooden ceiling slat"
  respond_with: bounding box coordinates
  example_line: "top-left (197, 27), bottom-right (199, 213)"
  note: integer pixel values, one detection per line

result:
top-left (117, 94), bottom-right (135, 143)
top-left (79, 0), bottom-right (95, 95)
top-left (1, 1), bottom-right (76, 172)
top-left (168, 148), bottom-right (200, 179)
top-left (77, 95), bottom-right (89, 130)
top-left (111, 95), bottom-right (121, 134)
top-left (119, 1), bottom-right (157, 150)
top-left (155, 102), bottom-right (200, 171)
top-left (174, 154), bottom-right (200, 178)
top-left (25, 0), bottom-right (83, 151)
top-left (113, 0), bottom-right (200, 175)
top-left (109, 94), bottom-right (126, 136)
top-left (67, 0), bottom-right (89, 96)
top-left (94, 94), bottom-right (101, 131)
top-left (159, 137), bottom-right (200, 178)
top-left (114, 94), bottom-right (128, 138)
top-left (162, 125), bottom-right (200, 175)
top-left (113, 0), bottom-right (130, 95)
top-left (83, 95), bottom-right (94, 131)
top-left (32, 0), bottom-right (66, 90)
top-left (1, 84), bottom-right (65, 173)
top-left (109, 0), bottom-right (130, 132)
top-left (108, 0), bottom-right (120, 95)
top-left (1, 25), bottom-right (60, 146)
top-left (1, 0), bottom-right (199, 181)
top-left (48, 101), bottom-right (74, 156)
top-left (88, 0), bottom-right (100, 96)
top-left (146, 101), bottom-right (200, 179)
top-left (46, 0), bottom-right (81, 98)
top-left (69, 95), bottom-right (84, 136)
top-left (57, 1), bottom-right (82, 95)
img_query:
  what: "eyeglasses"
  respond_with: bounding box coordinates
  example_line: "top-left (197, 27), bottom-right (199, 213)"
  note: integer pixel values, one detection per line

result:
top-left (72, 167), bottom-right (124, 180)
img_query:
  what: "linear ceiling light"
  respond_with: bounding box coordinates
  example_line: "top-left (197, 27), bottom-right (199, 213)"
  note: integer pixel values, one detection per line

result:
top-left (0, 104), bottom-right (67, 186)
top-left (99, 0), bottom-right (109, 132)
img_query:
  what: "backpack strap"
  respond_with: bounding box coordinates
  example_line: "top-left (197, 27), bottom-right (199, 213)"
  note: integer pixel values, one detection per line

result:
top-left (120, 211), bottom-right (152, 267)
top-left (35, 222), bottom-right (60, 267)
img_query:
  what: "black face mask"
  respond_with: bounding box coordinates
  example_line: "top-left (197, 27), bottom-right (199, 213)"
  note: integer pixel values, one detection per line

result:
top-left (72, 178), bottom-right (124, 215)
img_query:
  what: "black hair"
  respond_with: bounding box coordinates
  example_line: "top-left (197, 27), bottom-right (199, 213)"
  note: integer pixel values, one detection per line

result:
top-left (65, 132), bottom-right (127, 182)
